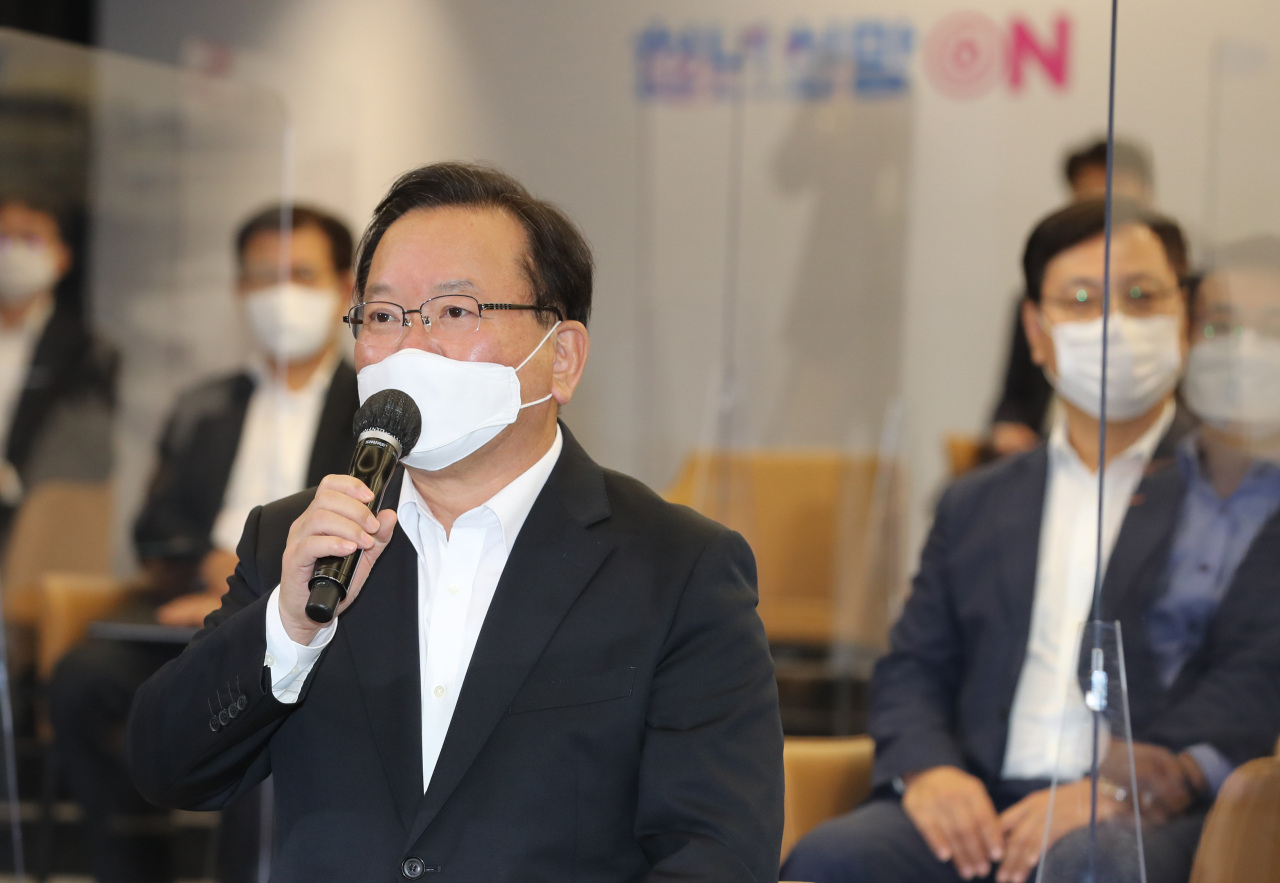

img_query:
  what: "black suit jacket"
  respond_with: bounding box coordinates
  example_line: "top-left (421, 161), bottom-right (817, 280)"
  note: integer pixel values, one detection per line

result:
top-left (125, 426), bottom-right (784, 882)
top-left (870, 413), bottom-right (1280, 793)
top-left (0, 305), bottom-right (117, 542)
top-left (133, 362), bottom-right (358, 562)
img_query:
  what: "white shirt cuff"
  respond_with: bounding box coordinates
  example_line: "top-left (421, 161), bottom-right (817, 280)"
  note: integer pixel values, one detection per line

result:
top-left (264, 585), bottom-right (336, 703)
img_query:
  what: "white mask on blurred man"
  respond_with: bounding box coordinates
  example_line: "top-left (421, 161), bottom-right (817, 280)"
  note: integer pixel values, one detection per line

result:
top-left (0, 239), bottom-right (58, 305)
top-left (1045, 313), bottom-right (1183, 420)
top-left (244, 283), bottom-right (341, 363)
top-left (1183, 331), bottom-right (1280, 434)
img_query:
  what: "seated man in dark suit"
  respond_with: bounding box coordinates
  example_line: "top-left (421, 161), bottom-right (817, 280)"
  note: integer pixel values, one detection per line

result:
top-left (49, 204), bottom-right (359, 883)
top-left (0, 196), bottom-right (116, 545)
top-left (783, 201), bottom-right (1280, 883)
top-left (125, 162), bottom-right (784, 882)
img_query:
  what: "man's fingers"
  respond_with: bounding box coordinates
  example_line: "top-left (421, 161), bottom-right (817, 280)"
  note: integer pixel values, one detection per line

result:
top-left (910, 811), bottom-right (954, 864)
top-left (940, 803), bottom-right (990, 879)
top-left (373, 508), bottom-right (398, 544)
top-left (996, 817), bottom-right (1041, 883)
top-left (300, 507), bottom-right (379, 551)
top-left (310, 489), bottom-right (382, 534)
top-left (317, 473), bottom-right (376, 503)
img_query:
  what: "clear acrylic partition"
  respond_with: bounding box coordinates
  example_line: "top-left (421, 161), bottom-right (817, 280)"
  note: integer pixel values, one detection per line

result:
top-left (632, 8), bottom-right (1110, 737)
top-left (1035, 0), bottom-right (1280, 879)
top-left (0, 27), bottom-right (288, 875)
top-left (635, 19), bottom-right (915, 732)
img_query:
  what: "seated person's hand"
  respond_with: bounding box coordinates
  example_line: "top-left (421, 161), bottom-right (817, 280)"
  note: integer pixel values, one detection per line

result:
top-left (901, 765), bottom-right (1003, 880)
top-left (989, 422), bottom-right (1040, 457)
top-left (155, 591), bottom-right (224, 627)
top-left (1101, 741), bottom-right (1198, 823)
top-left (996, 780), bottom-right (1125, 883)
top-left (154, 548), bottom-right (239, 627)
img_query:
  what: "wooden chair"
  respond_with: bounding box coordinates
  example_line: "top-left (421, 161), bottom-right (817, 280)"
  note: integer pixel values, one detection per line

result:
top-left (3, 480), bottom-right (116, 629)
top-left (781, 735), bottom-right (875, 863)
top-left (1189, 753), bottom-right (1280, 883)
top-left (944, 433), bottom-right (984, 479)
top-left (665, 451), bottom-right (901, 651)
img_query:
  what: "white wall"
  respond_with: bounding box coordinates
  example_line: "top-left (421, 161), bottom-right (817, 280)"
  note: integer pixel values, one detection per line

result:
top-left (98, 0), bottom-right (1280, 559)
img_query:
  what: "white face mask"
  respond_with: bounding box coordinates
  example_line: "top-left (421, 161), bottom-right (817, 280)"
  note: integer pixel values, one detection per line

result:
top-left (244, 283), bottom-right (342, 363)
top-left (1183, 330), bottom-right (1280, 434)
top-left (0, 239), bottom-right (58, 304)
top-left (356, 321), bottom-right (560, 471)
top-left (1045, 312), bottom-right (1183, 420)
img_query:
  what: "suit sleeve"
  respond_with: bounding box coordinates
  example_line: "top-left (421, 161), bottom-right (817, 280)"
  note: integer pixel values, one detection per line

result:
top-left (125, 502), bottom-right (308, 810)
top-left (634, 529), bottom-right (785, 883)
top-left (1142, 512), bottom-right (1280, 766)
top-left (869, 484), bottom-right (969, 788)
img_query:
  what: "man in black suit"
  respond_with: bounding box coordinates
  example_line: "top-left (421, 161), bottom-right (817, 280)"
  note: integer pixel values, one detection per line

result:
top-left (0, 196), bottom-right (116, 545)
top-left (125, 163), bottom-right (784, 882)
top-left (50, 204), bottom-right (359, 883)
top-left (783, 201), bottom-right (1280, 883)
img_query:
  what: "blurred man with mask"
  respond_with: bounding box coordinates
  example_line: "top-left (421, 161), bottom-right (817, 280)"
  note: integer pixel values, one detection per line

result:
top-left (0, 196), bottom-right (115, 542)
top-left (988, 138), bottom-right (1156, 458)
top-left (49, 204), bottom-right (358, 883)
top-left (784, 200), bottom-right (1280, 883)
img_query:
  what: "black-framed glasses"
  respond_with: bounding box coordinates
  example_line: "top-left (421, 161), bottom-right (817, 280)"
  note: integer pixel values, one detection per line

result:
top-left (344, 294), bottom-right (562, 342)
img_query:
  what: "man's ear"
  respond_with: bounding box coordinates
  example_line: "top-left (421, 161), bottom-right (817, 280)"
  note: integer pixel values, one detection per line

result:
top-left (1022, 299), bottom-right (1050, 368)
top-left (550, 321), bottom-right (589, 406)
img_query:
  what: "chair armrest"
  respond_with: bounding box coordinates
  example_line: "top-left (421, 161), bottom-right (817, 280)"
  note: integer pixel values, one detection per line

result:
top-left (781, 735), bottom-right (875, 862)
top-left (1189, 756), bottom-right (1280, 883)
top-left (36, 572), bottom-right (139, 681)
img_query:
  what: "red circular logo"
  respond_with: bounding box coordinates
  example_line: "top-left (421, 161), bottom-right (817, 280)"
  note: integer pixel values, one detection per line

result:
top-left (923, 11), bottom-right (1004, 100)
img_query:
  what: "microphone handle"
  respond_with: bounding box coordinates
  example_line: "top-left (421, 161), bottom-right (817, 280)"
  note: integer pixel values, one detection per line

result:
top-left (305, 438), bottom-right (400, 623)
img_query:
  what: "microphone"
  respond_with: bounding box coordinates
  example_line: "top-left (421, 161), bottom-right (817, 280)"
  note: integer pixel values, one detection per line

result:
top-left (305, 389), bottom-right (422, 624)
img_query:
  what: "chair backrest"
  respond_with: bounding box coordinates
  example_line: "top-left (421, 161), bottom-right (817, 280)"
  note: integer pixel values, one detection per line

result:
top-left (2, 481), bottom-right (114, 627)
top-left (665, 450), bottom-right (901, 648)
top-left (781, 735), bottom-right (875, 862)
top-left (1189, 756), bottom-right (1280, 883)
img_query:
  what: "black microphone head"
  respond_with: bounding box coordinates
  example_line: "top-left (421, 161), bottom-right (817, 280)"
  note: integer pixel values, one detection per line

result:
top-left (354, 389), bottom-right (422, 455)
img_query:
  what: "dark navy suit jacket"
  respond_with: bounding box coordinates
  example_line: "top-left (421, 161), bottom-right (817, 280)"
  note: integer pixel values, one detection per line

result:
top-left (870, 413), bottom-right (1280, 793)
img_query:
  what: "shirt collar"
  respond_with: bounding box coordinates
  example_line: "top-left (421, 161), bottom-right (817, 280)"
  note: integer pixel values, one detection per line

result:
top-left (1178, 431), bottom-right (1280, 502)
top-left (398, 424), bottom-right (564, 551)
top-left (1, 292), bottom-right (54, 340)
top-left (248, 348), bottom-right (341, 399)
top-left (1048, 399), bottom-right (1176, 474)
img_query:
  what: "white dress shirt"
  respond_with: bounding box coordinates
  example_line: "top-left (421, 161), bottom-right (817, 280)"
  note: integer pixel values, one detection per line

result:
top-left (264, 425), bottom-right (564, 792)
top-left (0, 294), bottom-right (53, 457)
top-left (1001, 401), bottom-right (1175, 781)
top-left (209, 354), bottom-right (339, 554)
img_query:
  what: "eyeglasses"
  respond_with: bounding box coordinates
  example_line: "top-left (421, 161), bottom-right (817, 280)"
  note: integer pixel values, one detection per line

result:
top-left (1041, 278), bottom-right (1184, 322)
top-left (344, 294), bottom-right (562, 343)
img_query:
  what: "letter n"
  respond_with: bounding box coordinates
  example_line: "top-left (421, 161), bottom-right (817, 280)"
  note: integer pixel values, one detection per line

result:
top-left (1008, 15), bottom-right (1071, 91)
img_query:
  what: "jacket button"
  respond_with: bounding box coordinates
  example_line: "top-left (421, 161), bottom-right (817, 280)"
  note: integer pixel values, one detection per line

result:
top-left (401, 857), bottom-right (426, 878)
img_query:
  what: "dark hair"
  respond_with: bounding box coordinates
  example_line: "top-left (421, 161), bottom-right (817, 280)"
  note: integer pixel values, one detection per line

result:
top-left (235, 204), bottom-right (354, 274)
top-left (1063, 138), bottom-right (1154, 190)
top-left (1022, 198), bottom-right (1189, 304)
top-left (353, 162), bottom-right (593, 326)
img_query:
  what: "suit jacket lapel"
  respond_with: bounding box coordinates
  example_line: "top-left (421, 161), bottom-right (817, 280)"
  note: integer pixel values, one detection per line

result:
top-left (307, 360), bottom-right (359, 485)
top-left (406, 428), bottom-right (613, 844)
top-left (338, 469), bottom-right (425, 831)
top-left (6, 308), bottom-right (82, 471)
top-left (995, 448), bottom-right (1049, 694)
top-left (1094, 455), bottom-right (1187, 622)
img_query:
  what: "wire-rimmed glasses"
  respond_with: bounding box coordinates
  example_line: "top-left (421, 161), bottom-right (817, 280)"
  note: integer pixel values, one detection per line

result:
top-left (344, 294), bottom-right (561, 343)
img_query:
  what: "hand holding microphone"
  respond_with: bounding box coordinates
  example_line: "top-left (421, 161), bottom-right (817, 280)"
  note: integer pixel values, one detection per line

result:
top-left (277, 390), bottom-right (421, 643)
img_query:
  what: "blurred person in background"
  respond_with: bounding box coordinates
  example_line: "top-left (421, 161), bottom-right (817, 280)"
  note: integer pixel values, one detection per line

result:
top-left (48, 204), bottom-right (358, 883)
top-left (0, 196), bottom-right (115, 543)
top-left (783, 200), bottom-right (1280, 883)
top-left (987, 138), bottom-right (1155, 459)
